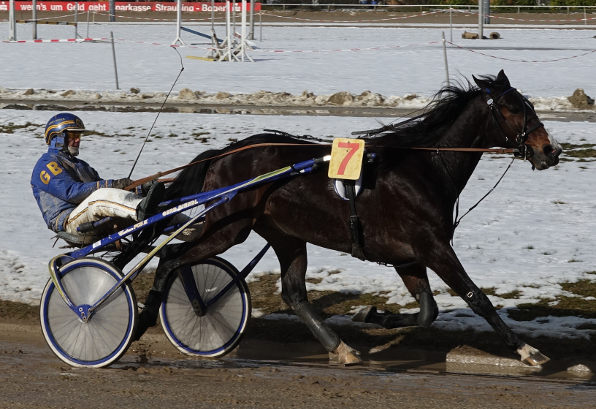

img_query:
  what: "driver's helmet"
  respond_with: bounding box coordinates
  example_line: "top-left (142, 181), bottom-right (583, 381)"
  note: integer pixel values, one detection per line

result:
top-left (44, 113), bottom-right (85, 148)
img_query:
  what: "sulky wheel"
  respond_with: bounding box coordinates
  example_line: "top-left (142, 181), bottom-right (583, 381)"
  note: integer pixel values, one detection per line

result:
top-left (159, 256), bottom-right (251, 358)
top-left (40, 257), bottom-right (137, 368)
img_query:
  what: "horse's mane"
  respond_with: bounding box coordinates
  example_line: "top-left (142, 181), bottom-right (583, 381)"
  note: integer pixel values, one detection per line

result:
top-left (165, 75), bottom-right (500, 199)
top-left (363, 77), bottom-right (492, 148)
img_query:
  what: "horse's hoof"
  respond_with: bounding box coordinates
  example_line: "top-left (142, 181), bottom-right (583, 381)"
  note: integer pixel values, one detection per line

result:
top-left (352, 306), bottom-right (377, 323)
top-left (517, 344), bottom-right (550, 366)
top-left (332, 341), bottom-right (362, 366)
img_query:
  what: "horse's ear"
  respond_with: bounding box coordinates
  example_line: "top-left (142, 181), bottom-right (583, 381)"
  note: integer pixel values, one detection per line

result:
top-left (473, 75), bottom-right (493, 94)
top-left (495, 70), bottom-right (511, 88)
top-left (473, 71), bottom-right (511, 95)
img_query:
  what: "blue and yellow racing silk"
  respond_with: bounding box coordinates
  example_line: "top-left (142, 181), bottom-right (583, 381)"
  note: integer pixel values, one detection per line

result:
top-left (31, 147), bottom-right (117, 232)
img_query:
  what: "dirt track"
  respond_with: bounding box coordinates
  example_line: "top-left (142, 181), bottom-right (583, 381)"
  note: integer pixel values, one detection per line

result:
top-left (2, 318), bottom-right (596, 409)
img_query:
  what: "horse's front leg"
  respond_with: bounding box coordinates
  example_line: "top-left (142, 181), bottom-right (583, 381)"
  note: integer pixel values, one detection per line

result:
top-left (422, 241), bottom-right (549, 366)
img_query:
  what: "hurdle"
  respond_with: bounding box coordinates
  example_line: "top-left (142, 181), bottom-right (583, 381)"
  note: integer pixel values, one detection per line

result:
top-left (181, 26), bottom-right (222, 43)
top-left (180, 25), bottom-right (222, 60)
top-left (239, 0), bottom-right (253, 62)
top-left (16, 21), bottom-right (77, 25)
top-left (211, 0), bottom-right (253, 62)
top-left (173, 0), bottom-right (253, 62)
top-left (15, 21), bottom-right (79, 41)
top-left (9, 0), bottom-right (80, 41)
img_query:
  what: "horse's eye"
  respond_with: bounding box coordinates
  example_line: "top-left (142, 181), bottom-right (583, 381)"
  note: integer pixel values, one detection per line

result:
top-left (507, 105), bottom-right (521, 114)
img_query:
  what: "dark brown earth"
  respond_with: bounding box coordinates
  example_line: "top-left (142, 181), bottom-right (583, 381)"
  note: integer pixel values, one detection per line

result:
top-left (2, 314), bottom-right (596, 409)
top-left (2, 326), bottom-right (596, 409)
top-left (2, 273), bottom-right (596, 409)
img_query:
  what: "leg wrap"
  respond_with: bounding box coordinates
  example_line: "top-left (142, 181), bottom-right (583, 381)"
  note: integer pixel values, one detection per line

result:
top-left (294, 301), bottom-right (340, 352)
top-left (417, 291), bottom-right (439, 327)
top-left (465, 287), bottom-right (490, 313)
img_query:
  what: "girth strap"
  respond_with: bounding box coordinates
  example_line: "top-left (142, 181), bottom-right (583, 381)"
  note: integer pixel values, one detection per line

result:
top-left (344, 180), bottom-right (366, 261)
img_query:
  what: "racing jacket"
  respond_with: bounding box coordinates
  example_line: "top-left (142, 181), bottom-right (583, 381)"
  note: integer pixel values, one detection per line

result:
top-left (31, 147), bottom-right (118, 232)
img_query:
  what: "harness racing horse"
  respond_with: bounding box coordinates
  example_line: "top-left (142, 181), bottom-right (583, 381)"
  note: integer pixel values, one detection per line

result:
top-left (138, 70), bottom-right (561, 366)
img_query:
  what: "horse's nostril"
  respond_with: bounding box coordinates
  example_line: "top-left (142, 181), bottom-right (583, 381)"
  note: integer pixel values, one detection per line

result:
top-left (543, 145), bottom-right (554, 156)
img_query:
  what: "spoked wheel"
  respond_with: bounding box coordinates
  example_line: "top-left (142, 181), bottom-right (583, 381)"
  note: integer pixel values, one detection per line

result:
top-left (40, 257), bottom-right (137, 368)
top-left (160, 256), bottom-right (251, 358)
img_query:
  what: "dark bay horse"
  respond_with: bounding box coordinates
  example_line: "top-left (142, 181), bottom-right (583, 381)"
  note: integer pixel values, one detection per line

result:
top-left (139, 70), bottom-right (561, 365)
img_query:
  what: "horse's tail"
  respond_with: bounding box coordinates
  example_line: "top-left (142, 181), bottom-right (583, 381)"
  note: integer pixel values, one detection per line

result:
top-left (164, 148), bottom-right (221, 200)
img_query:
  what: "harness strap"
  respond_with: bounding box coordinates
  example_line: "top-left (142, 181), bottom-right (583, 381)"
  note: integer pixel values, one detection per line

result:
top-left (126, 144), bottom-right (519, 191)
top-left (411, 147), bottom-right (516, 153)
top-left (344, 180), bottom-right (366, 261)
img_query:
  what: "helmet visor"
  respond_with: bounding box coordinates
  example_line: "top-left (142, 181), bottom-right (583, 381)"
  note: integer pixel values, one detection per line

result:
top-left (65, 130), bottom-right (83, 140)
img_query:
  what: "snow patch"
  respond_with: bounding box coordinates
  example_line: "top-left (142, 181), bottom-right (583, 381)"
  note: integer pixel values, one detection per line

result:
top-left (2, 87), bottom-right (591, 113)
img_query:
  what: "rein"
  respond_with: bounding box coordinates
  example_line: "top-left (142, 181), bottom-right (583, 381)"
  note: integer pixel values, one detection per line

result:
top-left (125, 143), bottom-right (517, 191)
top-left (411, 147), bottom-right (515, 154)
top-left (125, 142), bottom-right (330, 191)
top-left (453, 157), bottom-right (515, 230)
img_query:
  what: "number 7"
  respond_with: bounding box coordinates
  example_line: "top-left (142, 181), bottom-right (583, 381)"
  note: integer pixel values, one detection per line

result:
top-left (337, 142), bottom-right (361, 176)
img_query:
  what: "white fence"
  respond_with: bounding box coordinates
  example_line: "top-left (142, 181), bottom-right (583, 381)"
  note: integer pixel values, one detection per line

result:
top-left (263, 3), bottom-right (596, 14)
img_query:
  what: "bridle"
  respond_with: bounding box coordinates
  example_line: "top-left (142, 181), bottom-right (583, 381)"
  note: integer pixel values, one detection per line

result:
top-left (486, 87), bottom-right (545, 161)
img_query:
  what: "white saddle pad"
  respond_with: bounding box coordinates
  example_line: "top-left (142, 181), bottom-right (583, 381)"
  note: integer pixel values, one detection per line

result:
top-left (333, 174), bottom-right (363, 201)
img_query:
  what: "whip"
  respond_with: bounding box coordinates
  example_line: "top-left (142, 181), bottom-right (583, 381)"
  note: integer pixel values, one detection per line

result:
top-left (127, 46), bottom-right (185, 179)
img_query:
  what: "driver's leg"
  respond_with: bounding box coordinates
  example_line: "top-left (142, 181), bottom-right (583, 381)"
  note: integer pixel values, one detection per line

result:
top-left (64, 183), bottom-right (164, 234)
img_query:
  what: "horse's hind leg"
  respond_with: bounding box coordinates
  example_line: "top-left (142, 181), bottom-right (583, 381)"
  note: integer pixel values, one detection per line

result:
top-left (358, 262), bottom-right (438, 328)
top-left (356, 263), bottom-right (438, 328)
top-left (133, 216), bottom-right (253, 341)
top-left (132, 243), bottom-right (195, 341)
top-left (257, 227), bottom-right (362, 365)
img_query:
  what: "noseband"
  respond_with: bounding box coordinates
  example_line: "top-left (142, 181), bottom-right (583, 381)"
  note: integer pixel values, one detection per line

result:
top-left (486, 87), bottom-right (544, 160)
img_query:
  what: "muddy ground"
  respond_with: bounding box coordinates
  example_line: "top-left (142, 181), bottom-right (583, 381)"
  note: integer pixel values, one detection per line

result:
top-left (2, 285), bottom-right (596, 409)
top-left (2, 326), bottom-right (595, 409)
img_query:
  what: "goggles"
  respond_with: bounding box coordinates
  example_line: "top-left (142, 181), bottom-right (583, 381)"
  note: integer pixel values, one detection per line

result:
top-left (65, 131), bottom-right (83, 140)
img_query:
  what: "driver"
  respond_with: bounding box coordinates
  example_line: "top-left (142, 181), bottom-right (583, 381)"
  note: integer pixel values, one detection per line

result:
top-left (31, 113), bottom-right (165, 235)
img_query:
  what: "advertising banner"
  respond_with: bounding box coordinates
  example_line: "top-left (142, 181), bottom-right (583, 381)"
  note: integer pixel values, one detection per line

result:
top-left (0, 2), bottom-right (261, 13)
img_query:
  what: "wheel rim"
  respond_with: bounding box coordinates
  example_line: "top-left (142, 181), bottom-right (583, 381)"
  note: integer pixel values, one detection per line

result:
top-left (43, 263), bottom-right (133, 364)
top-left (163, 261), bottom-right (248, 355)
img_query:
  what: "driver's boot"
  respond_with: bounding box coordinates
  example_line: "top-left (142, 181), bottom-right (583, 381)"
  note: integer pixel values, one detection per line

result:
top-left (136, 182), bottom-right (165, 221)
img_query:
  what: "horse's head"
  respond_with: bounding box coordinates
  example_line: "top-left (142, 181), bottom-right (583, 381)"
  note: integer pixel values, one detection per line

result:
top-left (473, 70), bottom-right (562, 170)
